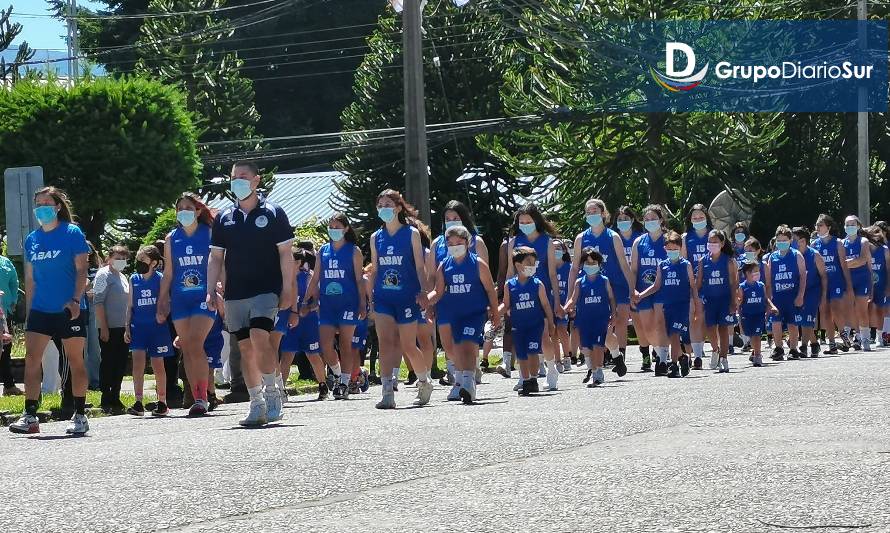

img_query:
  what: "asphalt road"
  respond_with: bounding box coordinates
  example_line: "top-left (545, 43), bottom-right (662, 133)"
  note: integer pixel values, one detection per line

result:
top-left (2, 346), bottom-right (888, 533)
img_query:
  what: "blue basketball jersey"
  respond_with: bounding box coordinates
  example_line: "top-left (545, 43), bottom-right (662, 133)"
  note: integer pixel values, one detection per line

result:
top-left (813, 236), bottom-right (844, 288)
top-left (659, 258), bottom-right (691, 305)
top-left (374, 225), bottom-right (420, 301)
top-left (801, 246), bottom-right (821, 290)
top-left (581, 228), bottom-right (626, 288)
top-left (574, 273), bottom-right (611, 322)
top-left (768, 249), bottom-right (801, 297)
top-left (872, 244), bottom-right (888, 291)
top-left (439, 253), bottom-right (488, 316)
top-left (319, 241), bottom-right (359, 306)
top-left (844, 236), bottom-right (871, 285)
top-left (700, 253), bottom-right (732, 299)
top-left (297, 269), bottom-right (316, 317)
top-left (739, 280), bottom-right (767, 315)
top-left (433, 234), bottom-right (478, 267)
top-left (556, 261), bottom-right (570, 306)
top-left (170, 224), bottom-right (211, 297)
top-left (620, 231), bottom-right (643, 264)
top-left (684, 230), bottom-right (709, 272)
top-left (635, 233), bottom-right (666, 291)
top-left (130, 272), bottom-right (163, 324)
top-left (514, 233), bottom-right (552, 290)
top-left (507, 276), bottom-right (544, 327)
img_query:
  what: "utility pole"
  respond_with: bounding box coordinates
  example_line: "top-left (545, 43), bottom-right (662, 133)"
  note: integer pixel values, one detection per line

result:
top-left (66, 0), bottom-right (79, 84)
top-left (857, 0), bottom-right (869, 224)
top-left (402, 0), bottom-right (431, 224)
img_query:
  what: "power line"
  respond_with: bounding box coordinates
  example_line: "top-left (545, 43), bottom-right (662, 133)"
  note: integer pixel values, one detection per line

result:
top-left (10, 0), bottom-right (280, 20)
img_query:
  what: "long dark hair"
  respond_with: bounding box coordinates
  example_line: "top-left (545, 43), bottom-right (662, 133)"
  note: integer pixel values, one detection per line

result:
top-left (409, 217), bottom-right (432, 249)
top-left (443, 200), bottom-right (477, 235)
top-left (328, 212), bottom-right (358, 244)
top-left (510, 202), bottom-right (557, 237)
top-left (377, 189), bottom-right (418, 226)
top-left (642, 204), bottom-right (666, 232)
top-left (708, 229), bottom-right (733, 256)
top-left (688, 203), bottom-right (712, 232)
top-left (176, 193), bottom-right (214, 227)
top-left (816, 213), bottom-right (837, 237)
top-left (34, 186), bottom-right (74, 222)
top-left (616, 205), bottom-right (644, 233)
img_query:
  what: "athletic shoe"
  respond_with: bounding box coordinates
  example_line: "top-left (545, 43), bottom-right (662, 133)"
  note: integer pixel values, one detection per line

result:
top-left (151, 401), bottom-right (169, 417)
top-left (127, 401), bottom-right (145, 417)
top-left (375, 390), bottom-right (396, 410)
top-left (825, 344), bottom-right (838, 355)
top-left (9, 414), bottom-right (39, 434)
top-left (65, 414), bottom-right (89, 435)
top-left (863, 337), bottom-right (873, 352)
top-left (480, 359), bottom-right (490, 370)
top-left (208, 393), bottom-right (220, 411)
top-left (317, 382), bottom-right (329, 401)
top-left (752, 355), bottom-right (763, 367)
top-left (262, 391), bottom-right (281, 422)
top-left (513, 380), bottom-right (523, 392)
top-left (749, 354), bottom-right (754, 362)
top-left (358, 369), bottom-right (371, 393)
top-left (570, 354), bottom-right (578, 365)
top-left (332, 383), bottom-right (344, 400)
top-left (839, 332), bottom-right (852, 352)
top-left (693, 357), bottom-right (703, 370)
top-left (593, 368), bottom-right (605, 385)
top-left (882, 332), bottom-right (890, 347)
top-left (742, 343), bottom-right (752, 353)
top-left (392, 380), bottom-right (399, 392)
top-left (414, 381), bottom-right (434, 406)
top-left (340, 383), bottom-right (352, 400)
top-left (430, 367), bottom-right (445, 380)
top-left (213, 368), bottom-right (227, 387)
top-left (679, 355), bottom-right (690, 377)
top-left (586, 380), bottom-right (600, 388)
top-left (3, 385), bottom-right (23, 396)
top-left (546, 366), bottom-right (558, 390)
top-left (368, 374), bottom-right (382, 385)
top-left (852, 340), bottom-right (862, 351)
top-left (667, 362), bottom-right (680, 378)
top-left (728, 345), bottom-right (735, 355)
top-left (640, 354), bottom-right (652, 372)
top-left (459, 387), bottom-right (474, 404)
top-left (788, 349), bottom-right (802, 360)
top-left (405, 371), bottom-right (417, 386)
top-left (439, 374), bottom-right (453, 387)
top-left (709, 352), bottom-right (720, 370)
top-left (475, 367), bottom-right (483, 385)
top-left (519, 379), bottom-right (538, 396)
top-left (563, 357), bottom-right (572, 372)
top-left (583, 369), bottom-right (592, 384)
top-left (719, 357), bottom-right (730, 373)
top-left (771, 347), bottom-right (785, 361)
top-left (528, 378), bottom-right (540, 393)
top-left (496, 366), bottom-right (511, 378)
top-left (555, 360), bottom-right (565, 373)
top-left (577, 354), bottom-right (586, 367)
top-left (654, 361), bottom-right (668, 377)
top-left (447, 384), bottom-right (461, 401)
top-left (603, 351), bottom-right (613, 366)
top-left (810, 342), bottom-right (820, 358)
top-left (612, 356), bottom-right (628, 377)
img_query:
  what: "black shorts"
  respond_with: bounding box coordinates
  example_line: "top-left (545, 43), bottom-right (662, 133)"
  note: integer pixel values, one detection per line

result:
top-left (26, 309), bottom-right (87, 339)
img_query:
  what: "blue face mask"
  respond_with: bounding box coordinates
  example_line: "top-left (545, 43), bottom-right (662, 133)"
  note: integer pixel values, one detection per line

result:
top-left (444, 220), bottom-right (461, 230)
top-left (378, 207), bottom-right (395, 223)
top-left (519, 223), bottom-right (536, 236)
top-left (734, 232), bottom-right (746, 244)
top-left (176, 210), bottom-right (196, 227)
top-left (667, 250), bottom-right (681, 262)
top-left (616, 220), bottom-right (632, 233)
top-left (586, 214), bottom-right (603, 227)
top-left (692, 220), bottom-right (707, 231)
top-left (554, 250), bottom-right (564, 261)
top-left (231, 178), bottom-right (253, 201)
top-left (328, 228), bottom-right (345, 242)
top-left (744, 251), bottom-right (757, 263)
top-left (583, 264), bottom-right (600, 276)
top-left (34, 205), bottom-right (57, 226)
top-left (644, 220), bottom-right (661, 233)
top-left (776, 240), bottom-right (791, 252)
top-left (844, 225), bottom-right (859, 237)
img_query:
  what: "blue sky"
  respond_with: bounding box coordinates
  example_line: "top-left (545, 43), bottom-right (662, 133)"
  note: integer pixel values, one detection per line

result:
top-left (9, 0), bottom-right (103, 50)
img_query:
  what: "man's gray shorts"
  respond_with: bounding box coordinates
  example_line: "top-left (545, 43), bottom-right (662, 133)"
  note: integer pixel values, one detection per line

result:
top-left (224, 293), bottom-right (279, 336)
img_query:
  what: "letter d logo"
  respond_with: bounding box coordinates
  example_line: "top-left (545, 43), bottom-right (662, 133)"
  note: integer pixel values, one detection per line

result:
top-left (666, 42), bottom-right (696, 77)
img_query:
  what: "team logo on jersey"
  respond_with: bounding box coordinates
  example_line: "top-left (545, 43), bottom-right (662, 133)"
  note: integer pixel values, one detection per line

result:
top-left (325, 282), bottom-right (344, 296)
top-left (255, 215), bottom-right (269, 228)
top-left (181, 270), bottom-right (204, 291)
top-left (382, 269), bottom-right (401, 289)
top-left (642, 268), bottom-right (656, 285)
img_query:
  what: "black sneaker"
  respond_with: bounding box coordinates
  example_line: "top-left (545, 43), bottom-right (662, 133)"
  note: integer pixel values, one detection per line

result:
top-left (693, 357), bottom-right (702, 370)
top-left (825, 344), bottom-right (838, 355)
top-left (771, 347), bottom-right (785, 361)
top-left (839, 332), bottom-right (851, 352)
top-left (667, 362), bottom-right (680, 378)
top-left (207, 393), bottom-right (220, 412)
top-left (810, 342), bottom-right (820, 357)
top-left (528, 378), bottom-right (539, 393)
top-left (127, 401), bottom-right (145, 417)
top-left (603, 351), bottom-right (613, 366)
top-left (480, 359), bottom-right (490, 370)
top-left (519, 379), bottom-right (534, 396)
top-left (788, 349), bottom-right (802, 360)
top-left (151, 401), bottom-right (169, 417)
top-left (145, 401), bottom-right (158, 412)
top-left (640, 354), bottom-right (652, 372)
top-left (583, 369), bottom-right (592, 384)
top-left (679, 355), bottom-right (691, 377)
top-left (317, 382), bottom-right (330, 401)
top-left (405, 371), bottom-right (417, 386)
top-left (654, 361), bottom-right (668, 377)
top-left (459, 388), bottom-right (473, 404)
top-left (392, 381), bottom-right (399, 392)
top-left (611, 356), bottom-right (628, 377)
top-left (852, 340), bottom-right (862, 351)
top-left (368, 374), bottom-right (382, 385)
top-left (570, 355), bottom-right (578, 365)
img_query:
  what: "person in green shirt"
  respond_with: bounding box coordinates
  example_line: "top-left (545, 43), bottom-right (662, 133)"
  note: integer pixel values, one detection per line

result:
top-left (0, 253), bottom-right (20, 395)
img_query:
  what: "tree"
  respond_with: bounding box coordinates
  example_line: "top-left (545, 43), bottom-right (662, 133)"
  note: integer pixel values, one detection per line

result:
top-left (0, 5), bottom-right (34, 83)
top-left (334, 1), bottom-right (539, 263)
top-left (0, 77), bottom-right (201, 244)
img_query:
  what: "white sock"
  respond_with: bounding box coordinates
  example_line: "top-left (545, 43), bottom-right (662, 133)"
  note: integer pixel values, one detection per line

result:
top-left (882, 317), bottom-right (890, 336)
top-left (692, 342), bottom-right (705, 358)
top-left (382, 376), bottom-right (394, 392)
top-left (248, 385), bottom-right (263, 401)
top-left (391, 367), bottom-right (399, 380)
top-left (502, 352), bottom-right (512, 368)
top-left (276, 374), bottom-right (286, 390)
top-left (446, 360), bottom-right (455, 375)
top-left (658, 346), bottom-right (669, 363)
top-left (417, 370), bottom-right (430, 383)
top-left (331, 363), bottom-right (341, 376)
top-left (261, 373), bottom-right (276, 390)
top-left (585, 356), bottom-right (593, 370)
top-left (462, 370), bottom-right (473, 388)
top-left (861, 327), bottom-right (871, 345)
top-left (340, 373), bottom-right (350, 385)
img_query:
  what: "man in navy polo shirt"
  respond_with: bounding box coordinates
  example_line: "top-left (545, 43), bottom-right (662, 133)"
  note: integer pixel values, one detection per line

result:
top-left (207, 161), bottom-right (295, 426)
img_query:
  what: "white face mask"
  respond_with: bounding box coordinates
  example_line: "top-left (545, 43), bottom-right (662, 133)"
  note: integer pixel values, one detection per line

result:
top-left (522, 265), bottom-right (537, 277)
top-left (448, 244), bottom-right (466, 258)
top-left (112, 259), bottom-right (127, 272)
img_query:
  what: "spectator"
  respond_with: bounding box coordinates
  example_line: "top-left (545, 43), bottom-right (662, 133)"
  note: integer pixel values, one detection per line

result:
top-left (0, 250), bottom-right (20, 395)
top-left (95, 244), bottom-right (132, 413)
top-left (84, 242), bottom-right (103, 390)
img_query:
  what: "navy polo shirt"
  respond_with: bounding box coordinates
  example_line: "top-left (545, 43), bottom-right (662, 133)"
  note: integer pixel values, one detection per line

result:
top-left (210, 197), bottom-right (293, 300)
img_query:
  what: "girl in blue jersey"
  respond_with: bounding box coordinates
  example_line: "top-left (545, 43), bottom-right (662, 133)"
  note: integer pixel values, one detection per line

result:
top-left (553, 239), bottom-right (573, 373)
top-left (11, 187), bottom-right (91, 435)
top-left (505, 203), bottom-right (564, 391)
top-left (158, 193), bottom-right (216, 417)
top-left (631, 204), bottom-right (669, 372)
top-left (682, 204), bottom-right (711, 370)
top-left (615, 206), bottom-right (650, 369)
top-left (565, 248), bottom-right (616, 387)
top-left (126, 245), bottom-right (173, 417)
top-left (866, 226), bottom-right (890, 346)
top-left (500, 246), bottom-right (556, 395)
top-left (732, 222), bottom-right (750, 268)
top-left (283, 250), bottom-right (327, 399)
top-left (737, 262), bottom-right (779, 367)
top-left (813, 214), bottom-right (855, 354)
top-left (568, 199), bottom-right (632, 378)
top-left (792, 227), bottom-right (828, 358)
top-left (413, 219), bottom-right (439, 388)
top-left (634, 231), bottom-right (700, 376)
top-left (368, 189), bottom-right (432, 409)
top-left (843, 215), bottom-right (874, 351)
top-left (764, 225), bottom-right (807, 360)
top-left (306, 213), bottom-right (367, 399)
top-left (426, 225), bottom-right (499, 403)
top-left (696, 230), bottom-right (738, 371)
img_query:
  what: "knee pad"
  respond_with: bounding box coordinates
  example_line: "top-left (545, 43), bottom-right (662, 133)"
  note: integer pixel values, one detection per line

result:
top-left (234, 328), bottom-right (251, 341)
top-left (249, 317), bottom-right (274, 332)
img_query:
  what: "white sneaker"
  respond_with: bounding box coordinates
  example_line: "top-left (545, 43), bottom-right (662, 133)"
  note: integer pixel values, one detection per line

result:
top-left (414, 380), bottom-right (434, 406)
top-left (279, 385), bottom-right (290, 404)
top-left (709, 352), bottom-right (720, 370)
top-left (9, 413), bottom-right (39, 434)
top-left (474, 367), bottom-right (483, 385)
top-left (460, 381), bottom-right (477, 404)
top-left (239, 400), bottom-right (268, 426)
top-left (65, 413), bottom-right (89, 435)
top-left (546, 366), bottom-right (559, 391)
top-left (719, 357), bottom-right (730, 373)
top-left (213, 368), bottom-right (227, 387)
top-left (376, 390), bottom-right (396, 410)
top-left (265, 389), bottom-right (284, 422)
top-left (447, 384), bottom-right (461, 401)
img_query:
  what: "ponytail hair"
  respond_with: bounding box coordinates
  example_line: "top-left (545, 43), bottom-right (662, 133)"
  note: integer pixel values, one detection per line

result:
top-left (708, 229), bottom-right (734, 256)
top-left (328, 212), bottom-right (358, 244)
top-left (377, 189), bottom-right (418, 226)
top-left (510, 202), bottom-right (558, 237)
top-left (176, 193), bottom-right (214, 227)
top-left (34, 186), bottom-right (75, 222)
